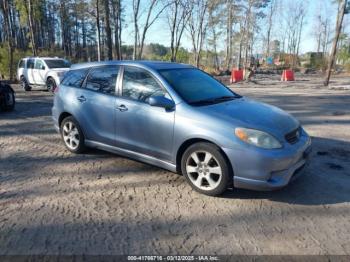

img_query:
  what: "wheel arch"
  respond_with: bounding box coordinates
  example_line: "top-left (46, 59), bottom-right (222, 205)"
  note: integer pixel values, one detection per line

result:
top-left (58, 112), bottom-right (87, 140)
top-left (176, 138), bottom-right (233, 176)
top-left (58, 112), bottom-right (72, 127)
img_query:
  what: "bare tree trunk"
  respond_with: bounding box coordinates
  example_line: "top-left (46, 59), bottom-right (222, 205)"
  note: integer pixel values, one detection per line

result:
top-left (324, 0), bottom-right (347, 86)
top-left (96, 0), bottom-right (101, 61)
top-left (132, 0), bottom-right (140, 60)
top-left (112, 0), bottom-right (121, 59)
top-left (26, 0), bottom-right (37, 56)
top-left (225, 0), bottom-right (233, 69)
top-left (104, 0), bottom-right (113, 60)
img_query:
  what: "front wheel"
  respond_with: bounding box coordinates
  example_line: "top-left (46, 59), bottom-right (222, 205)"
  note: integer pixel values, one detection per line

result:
top-left (46, 77), bottom-right (57, 92)
top-left (60, 116), bottom-right (86, 153)
top-left (181, 142), bottom-right (232, 196)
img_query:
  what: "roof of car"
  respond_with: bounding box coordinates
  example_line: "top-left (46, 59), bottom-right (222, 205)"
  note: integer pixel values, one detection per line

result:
top-left (23, 57), bottom-right (66, 60)
top-left (70, 60), bottom-right (194, 71)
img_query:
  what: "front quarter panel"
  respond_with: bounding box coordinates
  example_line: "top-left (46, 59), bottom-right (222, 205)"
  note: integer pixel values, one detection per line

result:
top-left (172, 103), bottom-right (239, 163)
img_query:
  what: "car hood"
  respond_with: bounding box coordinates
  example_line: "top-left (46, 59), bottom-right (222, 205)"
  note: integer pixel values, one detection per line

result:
top-left (198, 97), bottom-right (299, 137)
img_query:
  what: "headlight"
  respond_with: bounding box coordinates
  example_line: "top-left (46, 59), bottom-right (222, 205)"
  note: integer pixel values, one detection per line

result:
top-left (235, 127), bottom-right (282, 149)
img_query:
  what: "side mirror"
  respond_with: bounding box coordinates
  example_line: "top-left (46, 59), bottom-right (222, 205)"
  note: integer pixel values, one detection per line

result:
top-left (41, 65), bottom-right (45, 70)
top-left (148, 96), bottom-right (175, 110)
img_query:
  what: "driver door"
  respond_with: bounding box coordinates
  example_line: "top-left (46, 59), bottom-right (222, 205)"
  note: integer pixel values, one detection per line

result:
top-left (115, 66), bottom-right (175, 162)
top-left (33, 59), bottom-right (46, 85)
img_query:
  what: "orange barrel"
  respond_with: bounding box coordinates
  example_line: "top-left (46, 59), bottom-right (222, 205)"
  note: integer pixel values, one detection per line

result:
top-left (281, 70), bottom-right (295, 81)
top-left (230, 69), bottom-right (244, 83)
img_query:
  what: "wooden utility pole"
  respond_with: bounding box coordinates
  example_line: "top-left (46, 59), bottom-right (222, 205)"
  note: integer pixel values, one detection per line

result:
top-left (324, 0), bottom-right (348, 86)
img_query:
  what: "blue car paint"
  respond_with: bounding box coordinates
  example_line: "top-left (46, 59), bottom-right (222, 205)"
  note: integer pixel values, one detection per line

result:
top-left (52, 61), bottom-right (311, 191)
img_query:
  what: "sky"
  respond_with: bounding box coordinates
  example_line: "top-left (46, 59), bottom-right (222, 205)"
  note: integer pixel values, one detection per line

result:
top-left (120, 0), bottom-right (345, 55)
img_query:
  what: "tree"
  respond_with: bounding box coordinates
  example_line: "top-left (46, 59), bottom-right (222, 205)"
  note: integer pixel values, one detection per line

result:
top-left (111, 0), bottom-right (122, 59)
top-left (324, 0), bottom-right (349, 86)
top-left (132, 0), bottom-right (170, 60)
top-left (0, 0), bottom-right (15, 79)
top-left (94, 0), bottom-right (102, 61)
top-left (26, 0), bottom-right (37, 56)
top-left (104, 0), bottom-right (113, 60)
top-left (188, 0), bottom-right (209, 68)
top-left (265, 0), bottom-right (277, 57)
top-left (167, 0), bottom-right (191, 62)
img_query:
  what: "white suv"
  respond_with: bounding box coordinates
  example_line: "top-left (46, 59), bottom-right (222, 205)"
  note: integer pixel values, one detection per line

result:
top-left (17, 57), bottom-right (71, 91)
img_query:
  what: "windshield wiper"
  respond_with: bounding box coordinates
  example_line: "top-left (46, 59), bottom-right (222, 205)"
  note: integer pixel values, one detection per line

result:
top-left (189, 96), bottom-right (238, 106)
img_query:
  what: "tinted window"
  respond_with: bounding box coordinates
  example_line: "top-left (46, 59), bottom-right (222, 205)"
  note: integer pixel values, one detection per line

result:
top-left (158, 68), bottom-right (239, 105)
top-left (18, 60), bottom-right (25, 68)
top-left (122, 67), bottom-right (166, 103)
top-left (27, 59), bottom-right (35, 69)
top-left (35, 59), bottom-right (45, 70)
top-left (85, 66), bottom-right (119, 94)
top-left (61, 69), bottom-right (88, 88)
top-left (44, 59), bottom-right (71, 69)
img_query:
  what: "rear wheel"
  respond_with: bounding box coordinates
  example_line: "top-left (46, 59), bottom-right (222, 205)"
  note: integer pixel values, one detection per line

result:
top-left (20, 76), bottom-right (31, 91)
top-left (60, 116), bottom-right (86, 153)
top-left (46, 77), bottom-right (57, 92)
top-left (181, 142), bottom-right (232, 196)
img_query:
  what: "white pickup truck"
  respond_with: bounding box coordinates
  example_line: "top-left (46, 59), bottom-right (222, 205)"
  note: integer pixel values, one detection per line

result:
top-left (17, 57), bottom-right (71, 92)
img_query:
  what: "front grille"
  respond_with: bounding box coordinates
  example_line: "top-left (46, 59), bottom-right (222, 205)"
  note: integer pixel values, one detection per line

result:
top-left (285, 127), bottom-right (301, 144)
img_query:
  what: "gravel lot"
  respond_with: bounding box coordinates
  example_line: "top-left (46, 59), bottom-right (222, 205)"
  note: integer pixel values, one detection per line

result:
top-left (0, 74), bottom-right (350, 255)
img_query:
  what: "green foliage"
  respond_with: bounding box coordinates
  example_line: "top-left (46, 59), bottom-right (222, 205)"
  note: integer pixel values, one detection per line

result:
top-left (0, 44), bottom-right (31, 79)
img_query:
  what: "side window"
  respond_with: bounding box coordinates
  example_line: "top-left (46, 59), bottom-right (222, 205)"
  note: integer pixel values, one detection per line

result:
top-left (18, 60), bottom-right (25, 68)
top-left (122, 67), bottom-right (166, 103)
top-left (61, 69), bottom-right (88, 88)
top-left (85, 66), bottom-right (119, 94)
top-left (27, 59), bottom-right (35, 69)
top-left (35, 59), bottom-right (44, 70)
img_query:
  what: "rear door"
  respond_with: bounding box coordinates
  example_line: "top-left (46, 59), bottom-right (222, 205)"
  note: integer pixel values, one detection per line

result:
top-left (76, 65), bottom-right (120, 145)
top-left (115, 66), bottom-right (175, 161)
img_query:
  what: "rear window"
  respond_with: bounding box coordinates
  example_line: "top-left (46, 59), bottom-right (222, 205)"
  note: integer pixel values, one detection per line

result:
top-left (61, 69), bottom-right (88, 88)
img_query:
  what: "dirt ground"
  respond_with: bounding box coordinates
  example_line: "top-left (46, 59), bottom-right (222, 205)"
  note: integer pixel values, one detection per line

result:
top-left (0, 74), bottom-right (350, 255)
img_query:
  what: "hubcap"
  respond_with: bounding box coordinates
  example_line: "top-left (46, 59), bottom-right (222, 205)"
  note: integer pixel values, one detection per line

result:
top-left (62, 121), bottom-right (80, 150)
top-left (186, 151), bottom-right (222, 191)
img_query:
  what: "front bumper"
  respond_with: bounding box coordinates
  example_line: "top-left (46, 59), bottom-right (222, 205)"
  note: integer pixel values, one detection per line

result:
top-left (223, 133), bottom-right (312, 191)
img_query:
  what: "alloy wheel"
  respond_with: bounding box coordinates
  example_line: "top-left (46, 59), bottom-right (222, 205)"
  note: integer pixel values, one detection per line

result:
top-left (62, 121), bottom-right (80, 150)
top-left (186, 151), bottom-right (222, 191)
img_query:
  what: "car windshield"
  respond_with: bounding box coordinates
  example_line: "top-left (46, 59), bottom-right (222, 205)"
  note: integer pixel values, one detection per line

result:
top-left (44, 59), bottom-right (71, 69)
top-left (158, 68), bottom-right (241, 105)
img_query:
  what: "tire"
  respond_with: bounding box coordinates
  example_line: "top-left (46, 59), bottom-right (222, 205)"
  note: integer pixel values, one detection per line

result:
top-left (60, 116), bottom-right (86, 153)
top-left (46, 77), bottom-right (57, 92)
top-left (20, 76), bottom-right (31, 91)
top-left (181, 142), bottom-right (232, 196)
top-left (0, 85), bottom-right (15, 111)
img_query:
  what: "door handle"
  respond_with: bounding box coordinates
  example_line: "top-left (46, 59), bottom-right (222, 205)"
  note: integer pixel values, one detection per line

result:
top-left (77, 95), bottom-right (86, 102)
top-left (117, 104), bottom-right (128, 112)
